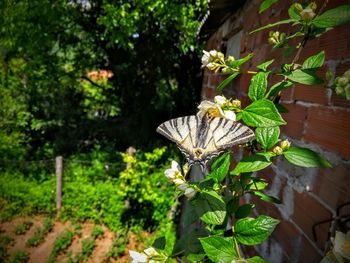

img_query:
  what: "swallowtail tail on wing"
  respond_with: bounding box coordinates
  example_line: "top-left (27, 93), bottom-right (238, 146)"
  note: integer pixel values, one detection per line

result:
top-left (156, 115), bottom-right (255, 169)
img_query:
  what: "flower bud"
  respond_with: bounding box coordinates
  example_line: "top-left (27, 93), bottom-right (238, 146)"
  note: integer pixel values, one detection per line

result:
top-left (230, 99), bottom-right (241, 108)
top-left (345, 84), bottom-right (350, 100)
top-left (214, 95), bottom-right (227, 106)
top-left (294, 3), bottom-right (303, 12)
top-left (308, 2), bottom-right (317, 11)
top-left (209, 50), bottom-right (218, 58)
top-left (173, 178), bottom-right (185, 186)
top-left (343, 69), bottom-right (350, 80)
top-left (273, 146), bottom-right (283, 155)
top-left (337, 77), bottom-right (349, 87)
top-left (184, 187), bottom-right (197, 199)
top-left (144, 247), bottom-right (157, 257)
top-left (222, 67), bottom-right (234, 74)
top-left (228, 55), bottom-right (235, 64)
top-left (217, 52), bottom-right (225, 62)
top-left (335, 85), bottom-right (345, 96)
top-left (300, 8), bottom-right (316, 21)
top-left (325, 70), bottom-right (333, 82)
top-left (177, 183), bottom-right (189, 191)
top-left (280, 140), bottom-right (291, 150)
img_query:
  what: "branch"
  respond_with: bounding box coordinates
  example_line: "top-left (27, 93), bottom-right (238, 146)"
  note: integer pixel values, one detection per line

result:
top-left (80, 76), bottom-right (103, 88)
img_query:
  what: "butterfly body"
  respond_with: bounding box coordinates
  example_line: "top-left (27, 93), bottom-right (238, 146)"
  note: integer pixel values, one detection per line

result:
top-left (156, 115), bottom-right (255, 168)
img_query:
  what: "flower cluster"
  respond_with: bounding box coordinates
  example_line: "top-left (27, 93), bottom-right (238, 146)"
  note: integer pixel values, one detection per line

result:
top-left (197, 95), bottom-right (241, 121)
top-left (294, 2), bottom-right (317, 21)
top-left (164, 161), bottom-right (196, 199)
top-left (334, 69), bottom-right (350, 100)
top-left (273, 139), bottom-right (291, 155)
top-left (268, 31), bottom-right (286, 47)
top-left (129, 247), bottom-right (167, 263)
top-left (201, 50), bottom-right (225, 72)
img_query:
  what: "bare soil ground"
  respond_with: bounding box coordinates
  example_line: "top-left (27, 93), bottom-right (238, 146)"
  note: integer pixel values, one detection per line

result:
top-left (0, 216), bottom-right (135, 263)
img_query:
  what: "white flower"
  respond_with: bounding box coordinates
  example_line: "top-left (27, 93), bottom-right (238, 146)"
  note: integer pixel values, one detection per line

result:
top-left (144, 247), bottom-right (157, 257)
top-left (201, 50), bottom-right (210, 67)
top-left (333, 231), bottom-right (350, 261)
top-left (177, 182), bottom-right (189, 191)
top-left (184, 187), bottom-right (197, 199)
top-left (214, 95), bottom-right (227, 106)
top-left (129, 250), bottom-right (147, 263)
top-left (300, 8), bottom-right (316, 20)
top-left (197, 100), bottom-right (225, 119)
top-left (223, 110), bottom-right (236, 121)
top-left (173, 178), bottom-right (186, 186)
top-left (209, 50), bottom-right (218, 58)
top-left (164, 160), bottom-right (181, 180)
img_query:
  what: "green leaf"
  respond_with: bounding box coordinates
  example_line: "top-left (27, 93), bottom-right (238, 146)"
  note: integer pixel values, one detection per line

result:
top-left (259, 0), bottom-right (279, 13)
top-left (230, 53), bottom-right (254, 68)
top-left (257, 60), bottom-right (274, 71)
top-left (247, 256), bottom-right (268, 263)
top-left (302, 51), bottom-right (325, 69)
top-left (255, 126), bottom-right (280, 150)
top-left (235, 215), bottom-right (279, 245)
top-left (216, 72), bottom-right (239, 93)
top-left (251, 191), bottom-right (281, 204)
top-left (235, 204), bottom-right (255, 219)
top-left (288, 5), bottom-right (300, 20)
top-left (225, 196), bottom-right (239, 215)
top-left (283, 147), bottom-right (332, 168)
top-left (231, 154), bottom-right (272, 175)
top-left (246, 178), bottom-right (268, 191)
top-left (153, 236), bottom-right (166, 250)
top-left (312, 5), bottom-right (350, 28)
top-left (209, 153), bottom-right (231, 182)
top-left (242, 99), bottom-right (286, 127)
top-left (275, 103), bottom-right (289, 113)
top-left (266, 81), bottom-right (293, 97)
top-left (250, 19), bottom-right (296, 34)
top-left (248, 72), bottom-right (269, 101)
top-left (172, 229), bottom-right (208, 257)
top-left (282, 69), bottom-right (323, 85)
top-left (200, 237), bottom-right (238, 263)
top-left (194, 191), bottom-right (226, 225)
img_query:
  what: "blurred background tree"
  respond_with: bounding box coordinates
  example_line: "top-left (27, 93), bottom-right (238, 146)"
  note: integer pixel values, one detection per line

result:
top-left (0, 0), bottom-right (206, 159)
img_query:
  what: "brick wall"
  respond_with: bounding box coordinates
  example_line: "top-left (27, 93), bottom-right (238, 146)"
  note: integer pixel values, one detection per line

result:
top-left (201, 0), bottom-right (350, 262)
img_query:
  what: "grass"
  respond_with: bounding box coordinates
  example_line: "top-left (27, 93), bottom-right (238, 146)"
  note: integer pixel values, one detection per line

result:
top-left (0, 234), bottom-right (15, 260)
top-left (14, 221), bottom-right (33, 235)
top-left (46, 229), bottom-right (74, 263)
top-left (91, 225), bottom-right (104, 239)
top-left (106, 230), bottom-right (128, 259)
top-left (26, 218), bottom-right (53, 247)
top-left (7, 250), bottom-right (29, 263)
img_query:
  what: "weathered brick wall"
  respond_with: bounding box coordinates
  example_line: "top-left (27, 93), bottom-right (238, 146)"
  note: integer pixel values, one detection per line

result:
top-left (202, 0), bottom-right (350, 262)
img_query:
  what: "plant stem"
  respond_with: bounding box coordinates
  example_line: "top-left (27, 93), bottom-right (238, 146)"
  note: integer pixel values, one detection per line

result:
top-left (232, 226), bottom-right (242, 258)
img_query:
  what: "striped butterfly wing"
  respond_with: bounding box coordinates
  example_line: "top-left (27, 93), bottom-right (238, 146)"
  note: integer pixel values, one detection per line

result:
top-left (209, 117), bottom-right (255, 150)
top-left (156, 115), bottom-right (255, 166)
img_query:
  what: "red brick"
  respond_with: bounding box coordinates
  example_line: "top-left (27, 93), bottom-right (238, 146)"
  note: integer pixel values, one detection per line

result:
top-left (202, 86), bottom-right (216, 99)
top-left (280, 103), bottom-right (307, 139)
top-left (304, 106), bottom-right (350, 159)
top-left (318, 24), bottom-right (350, 60)
top-left (239, 73), bottom-right (253, 93)
top-left (292, 191), bottom-right (332, 249)
top-left (293, 84), bottom-right (329, 105)
top-left (299, 234), bottom-right (323, 263)
top-left (331, 92), bottom-right (350, 108)
top-left (313, 163), bottom-right (350, 209)
top-left (280, 87), bottom-right (294, 101)
top-left (272, 220), bottom-right (302, 259)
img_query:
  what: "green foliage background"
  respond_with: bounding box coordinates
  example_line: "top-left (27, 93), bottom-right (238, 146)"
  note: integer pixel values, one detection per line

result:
top-left (0, 0), bottom-right (207, 159)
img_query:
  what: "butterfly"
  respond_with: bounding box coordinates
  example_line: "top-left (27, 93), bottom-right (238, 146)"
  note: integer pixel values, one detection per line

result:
top-left (156, 115), bottom-right (255, 168)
